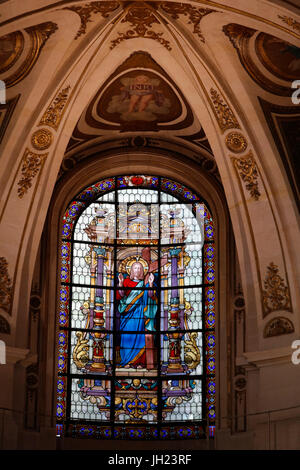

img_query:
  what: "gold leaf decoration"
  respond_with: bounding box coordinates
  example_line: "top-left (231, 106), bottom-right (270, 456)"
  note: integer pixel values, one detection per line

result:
top-left (278, 15), bottom-right (300, 32)
top-left (31, 128), bottom-right (53, 150)
top-left (225, 131), bottom-right (248, 153)
top-left (67, 1), bottom-right (120, 39)
top-left (262, 262), bottom-right (292, 316)
top-left (39, 86), bottom-right (71, 130)
top-left (4, 22), bottom-right (58, 88)
top-left (160, 2), bottom-right (215, 43)
top-left (110, 4), bottom-right (171, 50)
top-left (0, 257), bottom-right (12, 314)
top-left (210, 88), bottom-right (240, 132)
top-left (231, 153), bottom-right (261, 200)
top-left (17, 149), bottom-right (48, 198)
top-left (263, 316), bottom-right (294, 338)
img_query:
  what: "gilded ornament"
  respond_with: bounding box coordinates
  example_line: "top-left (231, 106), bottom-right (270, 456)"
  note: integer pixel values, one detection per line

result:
top-left (4, 22), bottom-right (58, 88)
top-left (39, 85), bottom-right (71, 130)
top-left (0, 31), bottom-right (24, 74)
top-left (231, 153), bottom-right (261, 200)
top-left (263, 316), bottom-right (294, 338)
top-left (225, 132), bottom-right (248, 153)
top-left (17, 149), bottom-right (48, 198)
top-left (0, 257), bottom-right (12, 314)
top-left (67, 1), bottom-right (120, 39)
top-left (160, 3), bottom-right (215, 43)
top-left (110, 4), bottom-right (171, 50)
top-left (262, 262), bottom-right (292, 316)
top-left (278, 15), bottom-right (300, 32)
top-left (31, 128), bottom-right (53, 150)
top-left (223, 23), bottom-right (292, 97)
top-left (210, 88), bottom-right (240, 132)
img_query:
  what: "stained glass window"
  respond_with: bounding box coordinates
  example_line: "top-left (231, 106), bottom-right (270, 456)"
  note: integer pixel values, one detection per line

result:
top-left (56, 175), bottom-right (216, 440)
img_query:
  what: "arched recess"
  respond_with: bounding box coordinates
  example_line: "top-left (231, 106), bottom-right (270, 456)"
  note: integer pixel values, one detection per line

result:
top-left (33, 149), bottom-right (235, 449)
top-left (1, 2), bottom-right (299, 437)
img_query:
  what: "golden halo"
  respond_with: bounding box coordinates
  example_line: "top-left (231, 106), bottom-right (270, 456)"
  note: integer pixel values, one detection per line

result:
top-left (119, 256), bottom-right (149, 275)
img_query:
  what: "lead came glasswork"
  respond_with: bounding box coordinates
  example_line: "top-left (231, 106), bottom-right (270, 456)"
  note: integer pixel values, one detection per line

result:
top-left (57, 175), bottom-right (216, 439)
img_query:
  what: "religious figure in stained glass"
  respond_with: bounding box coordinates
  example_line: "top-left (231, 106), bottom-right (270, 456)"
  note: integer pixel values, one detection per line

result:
top-left (57, 176), bottom-right (216, 439)
top-left (117, 262), bottom-right (157, 369)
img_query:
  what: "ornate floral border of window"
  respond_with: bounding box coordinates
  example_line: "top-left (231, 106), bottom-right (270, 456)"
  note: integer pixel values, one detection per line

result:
top-left (56, 175), bottom-right (216, 440)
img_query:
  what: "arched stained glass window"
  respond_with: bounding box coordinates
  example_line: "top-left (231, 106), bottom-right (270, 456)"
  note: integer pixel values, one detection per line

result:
top-left (56, 175), bottom-right (216, 440)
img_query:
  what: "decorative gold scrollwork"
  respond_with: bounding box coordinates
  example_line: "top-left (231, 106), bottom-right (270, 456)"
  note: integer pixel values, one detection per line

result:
top-left (73, 331), bottom-right (89, 369)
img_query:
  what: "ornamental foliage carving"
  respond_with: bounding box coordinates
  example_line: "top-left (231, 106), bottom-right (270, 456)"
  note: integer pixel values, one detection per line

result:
top-left (17, 149), bottom-right (48, 198)
top-left (160, 2), bottom-right (215, 42)
top-left (262, 262), bottom-right (292, 316)
top-left (231, 153), bottom-right (261, 200)
top-left (0, 257), bottom-right (12, 314)
top-left (278, 15), bottom-right (300, 32)
top-left (39, 86), bottom-right (71, 130)
top-left (110, 4), bottom-right (171, 50)
top-left (210, 88), bottom-right (240, 132)
top-left (67, 1), bottom-right (120, 39)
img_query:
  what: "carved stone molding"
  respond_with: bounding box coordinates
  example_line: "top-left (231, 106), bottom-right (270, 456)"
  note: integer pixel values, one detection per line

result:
top-left (0, 257), bottom-right (12, 314)
top-left (262, 262), bottom-right (292, 316)
top-left (278, 15), bottom-right (300, 32)
top-left (39, 85), bottom-right (71, 131)
top-left (0, 315), bottom-right (10, 334)
top-left (31, 128), bottom-right (53, 150)
top-left (17, 149), bottom-right (48, 199)
top-left (209, 88), bottom-right (240, 132)
top-left (225, 132), bottom-right (247, 153)
top-left (223, 23), bottom-right (293, 96)
top-left (3, 22), bottom-right (58, 88)
top-left (231, 153), bottom-right (261, 200)
top-left (110, 4), bottom-right (171, 50)
top-left (160, 2), bottom-right (215, 43)
top-left (263, 316), bottom-right (294, 338)
top-left (66, 1), bottom-right (120, 39)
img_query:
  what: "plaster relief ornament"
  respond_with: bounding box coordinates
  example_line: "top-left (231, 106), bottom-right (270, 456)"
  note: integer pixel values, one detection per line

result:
top-left (231, 153), bottom-right (261, 200)
top-left (225, 132), bottom-right (248, 153)
top-left (17, 149), bottom-right (48, 198)
top-left (160, 2), bottom-right (215, 43)
top-left (66, 1), bottom-right (120, 39)
top-left (31, 128), bottom-right (53, 150)
top-left (262, 262), bottom-right (292, 316)
top-left (110, 3), bottom-right (171, 50)
top-left (278, 15), bottom-right (300, 33)
top-left (107, 74), bottom-right (171, 122)
top-left (39, 86), bottom-right (71, 130)
top-left (210, 88), bottom-right (240, 132)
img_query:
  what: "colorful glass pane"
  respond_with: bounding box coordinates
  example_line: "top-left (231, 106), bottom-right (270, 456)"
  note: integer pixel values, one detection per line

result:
top-left (57, 176), bottom-right (215, 439)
